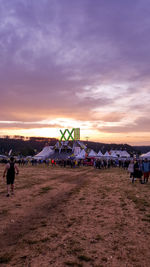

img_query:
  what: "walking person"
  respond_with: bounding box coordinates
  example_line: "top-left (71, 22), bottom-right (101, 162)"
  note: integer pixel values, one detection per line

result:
top-left (128, 160), bottom-right (134, 180)
top-left (3, 157), bottom-right (19, 197)
top-left (142, 158), bottom-right (150, 184)
top-left (133, 160), bottom-right (143, 184)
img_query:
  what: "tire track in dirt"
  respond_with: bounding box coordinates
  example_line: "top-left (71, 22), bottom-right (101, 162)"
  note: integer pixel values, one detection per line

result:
top-left (0, 169), bottom-right (91, 260)
top-left (1, 167), bottom-right (150, 266)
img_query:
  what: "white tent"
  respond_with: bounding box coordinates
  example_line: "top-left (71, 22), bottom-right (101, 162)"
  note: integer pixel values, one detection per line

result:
top-left (120, 151), bottom-right (130, 158)
top-left (34, 146), bottom-right (54, 160)
top-left (55, 141), bottom-right (60, 149)
top-left (114, 150), bottom-right (122, 157)
top-left (0, 154), bottom-right (8, 159)
top-left (110, 151), bottom-right (118, 158)
top-left (76, 149), bottom-right (86, 159)
top-left (140, 151), bottom-right (150, 159)
top-left (88, 149), bottom-right (97, 157)
top-left (97, 150), bottom-right (103, 157)
top-left (111, 150), bottom-right (130, 158)
top-left (76, 141), bottom-right (87, 149)
top-left (74, 146), bottom-right (81, 156)
top-left (104, 151), bottom-right (110, 157)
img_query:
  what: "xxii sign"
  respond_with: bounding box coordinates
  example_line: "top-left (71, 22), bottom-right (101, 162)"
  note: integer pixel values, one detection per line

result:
top-left (60, 128), bottom-right (80, 141)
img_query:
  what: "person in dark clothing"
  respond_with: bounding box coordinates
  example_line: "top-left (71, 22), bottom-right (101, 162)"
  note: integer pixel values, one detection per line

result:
top-left (133, 160), bottom-right (143, 184)
top-left (3, 157), bottom-right (19, 197)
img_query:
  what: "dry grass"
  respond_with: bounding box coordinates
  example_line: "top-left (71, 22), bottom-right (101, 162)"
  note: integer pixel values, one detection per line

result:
top-left (0, 164), bottom-right (150, 266)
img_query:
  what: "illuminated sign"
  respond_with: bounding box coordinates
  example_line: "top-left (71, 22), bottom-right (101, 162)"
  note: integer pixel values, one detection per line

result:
top-left (74, 128), bottom-right (80, 140)
top-left (60, 128), bottom-right (80, 141)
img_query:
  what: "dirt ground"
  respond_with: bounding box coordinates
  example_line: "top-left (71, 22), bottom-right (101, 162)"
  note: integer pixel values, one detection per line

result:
top-left (0, 164), bottom-right (150, 267)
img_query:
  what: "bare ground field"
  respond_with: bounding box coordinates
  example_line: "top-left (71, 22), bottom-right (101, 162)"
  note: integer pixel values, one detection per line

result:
top-left (0, 164), bottom-right (150, 267)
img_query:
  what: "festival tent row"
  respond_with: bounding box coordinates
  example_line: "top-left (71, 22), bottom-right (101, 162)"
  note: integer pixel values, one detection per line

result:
top-left (110, 150), bottom-right (130, 158)
top-left (96, 151), bottom-right (118, 159)
top-left (97, 151), bottom-right (103, 157)
top-left (33, 141), bottom-right (131, 161)
top-left (96, 150), bottom-right (130, 159)
top-left (75, 149), bottom-right (130, 160)
top-left (103, 151), bottom-right (110, 157)
top-left (33, 141), bottom-right (87, 160)
top-left (110, 151), bottom-right (118, 158)
top-left (88, 149), bottom-right (97, 157)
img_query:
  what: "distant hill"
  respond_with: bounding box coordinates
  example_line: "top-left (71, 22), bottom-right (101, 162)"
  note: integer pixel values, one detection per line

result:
top-left (133, 146), bottom-right (150, 154)
top-left (0, 137), bottom-right (57, 156)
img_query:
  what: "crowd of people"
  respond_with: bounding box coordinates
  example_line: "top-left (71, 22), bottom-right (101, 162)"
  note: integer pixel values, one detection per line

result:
top-left (127, 158), bottom-right (150, 184)
top-left (1, 155), bottom-right (150, 197)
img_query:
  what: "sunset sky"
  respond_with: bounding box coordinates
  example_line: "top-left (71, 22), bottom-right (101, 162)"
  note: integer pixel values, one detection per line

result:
top-left (0, 0), bottom-right (150, 145)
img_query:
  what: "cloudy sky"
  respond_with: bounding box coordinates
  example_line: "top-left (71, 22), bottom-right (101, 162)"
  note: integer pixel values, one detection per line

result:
top-left (0, 0), bottom-right (150, 145)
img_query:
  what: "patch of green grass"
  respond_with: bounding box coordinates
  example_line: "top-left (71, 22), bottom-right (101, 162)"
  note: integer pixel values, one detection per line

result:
top-left (39, 186), bottom-right (53, 194)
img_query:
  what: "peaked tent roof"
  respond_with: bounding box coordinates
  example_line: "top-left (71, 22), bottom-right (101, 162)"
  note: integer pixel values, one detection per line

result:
top-left (110, 151), bottom-right (118, 158)
top-left (88, 149), bottom-right (97, 157)
top-left (97, 151), bottom-right (103, 157)
top-left (140, 151), bottom-right (150, 159)
top-left (111, 150), bottom-right (130, 158)
top-left (120, 151), bottom-right (130, 158)
top-left (34, 146), bottom-right (54, 160)
top-left (104, 151), bottom-right (110, 157)
top-left (76, 141), bottom-right (87, 149)
top-left (76, 149), bottom-right (86, 159)
top-left (0, 154), bottom-right (8, 159)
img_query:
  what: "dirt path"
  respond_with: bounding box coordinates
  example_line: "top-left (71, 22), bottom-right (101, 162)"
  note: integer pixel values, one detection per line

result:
top-left (0, 165), bottom-right (150, 266)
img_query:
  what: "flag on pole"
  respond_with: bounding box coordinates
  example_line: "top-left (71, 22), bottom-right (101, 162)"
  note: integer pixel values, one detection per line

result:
top-left (8, 149), bottom-right (12, 156)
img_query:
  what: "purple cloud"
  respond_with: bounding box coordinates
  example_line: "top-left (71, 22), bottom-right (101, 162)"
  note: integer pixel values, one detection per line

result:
top-left (0, 0), bottom-right (150, 142)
